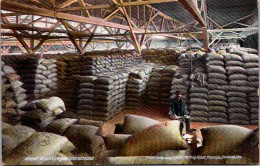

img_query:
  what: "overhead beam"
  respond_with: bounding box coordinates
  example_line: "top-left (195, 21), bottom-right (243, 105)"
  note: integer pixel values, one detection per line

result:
top-left (208, 27), bottom-right (258, 32)
top-left (56, 0), bottom-right (178, 11)
top-left (57, 0), bottom-right (77, 8)
top-left (178, 0), bottom-right (205, 27)
top-left (1, 1), bottom-right (144, 32)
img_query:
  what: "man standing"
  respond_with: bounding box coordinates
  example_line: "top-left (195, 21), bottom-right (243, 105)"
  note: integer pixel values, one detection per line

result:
top-left (169, 90), bottom-right (190, 134)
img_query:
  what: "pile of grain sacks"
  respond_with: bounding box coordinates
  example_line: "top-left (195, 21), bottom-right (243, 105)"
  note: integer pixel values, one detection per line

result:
top-left (4, 56), bottom-right (58, 101)
top-left (2, 123), bottom-right (75, 165)
top-left (2, 61), bottom-right (27, 124)
top-left (125, 63), bottom-right (155, 108)
top-left (81, 51), bottom-right (143, 75)
top-left (76, 71), bottom-right (129, 121)
top-left (21, 97), bottom-right (65, 130)
top-left (56, 54), bottom-right (82, 111)
top-left (206, 53), bottom-right (229, 123)
top-left (142, 48), bottom-right (185, 65)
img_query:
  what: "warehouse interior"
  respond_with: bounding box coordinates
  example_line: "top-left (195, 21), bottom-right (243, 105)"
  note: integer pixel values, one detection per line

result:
top-left (1, 0), bottom-right (259, 165)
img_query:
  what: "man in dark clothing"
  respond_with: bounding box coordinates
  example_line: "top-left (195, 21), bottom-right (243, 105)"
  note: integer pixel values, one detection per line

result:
top-left (169, 90), bottom-right (190, 134)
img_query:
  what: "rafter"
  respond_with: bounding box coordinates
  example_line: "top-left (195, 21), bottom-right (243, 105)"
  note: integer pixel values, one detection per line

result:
top-left (178, 0), bottom-right (205, 27)
top-left (56, 0), bottom-right (178, 11)
top-left (57, 0), bottom-right (78, 8)
top-left (1, 1), bottom-right (144, 32)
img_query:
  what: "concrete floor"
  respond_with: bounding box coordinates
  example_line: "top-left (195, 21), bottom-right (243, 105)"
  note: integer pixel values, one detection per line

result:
top-left (102, 105), bottom-right (258, 136)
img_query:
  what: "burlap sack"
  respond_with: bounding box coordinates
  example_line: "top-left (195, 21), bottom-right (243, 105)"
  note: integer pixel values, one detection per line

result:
top-left (78, 118), bottom-right (104, 129)
top-left (121, 114), bottom-right (159, 134)
top-left (47, 118), bottom-right (78, 135)
top-left (37, 97), bottom-right (65, 111)
top-left (120, 121), bottom-right (188, 156)
top-left (193, 125), bottom-right (252, 156)
top-left (104, 134), bottom-right (131, 150)
top-left (65, 125), bottom-right (105, 155)
top-left (2, 122), bottom-right (13, 129)
top-left (3, 132), bottom-right (69, 165)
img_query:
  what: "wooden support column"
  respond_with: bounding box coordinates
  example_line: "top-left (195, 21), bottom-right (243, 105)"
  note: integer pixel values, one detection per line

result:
top-left (202, 27), bottom-right (208, 52)
top-left (118, 0), bottom-right (141, 53)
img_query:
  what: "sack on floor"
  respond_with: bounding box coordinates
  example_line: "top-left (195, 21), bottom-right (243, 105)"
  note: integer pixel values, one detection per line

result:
top-left (120, 121), bottom-right (188, 156)
top-left (3, 132), bottom-right (69, 165)
top-left (47, 118), bottom-right (78, 135)
top-left (121, 114), bottom-right (159, 134)
top-left (37, 97), bottom-right (65, 111)
top-left (104, 134), bottom-right (131, 150)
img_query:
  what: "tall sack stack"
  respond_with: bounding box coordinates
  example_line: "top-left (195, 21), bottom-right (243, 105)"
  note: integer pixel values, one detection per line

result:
top-left (2, 62), bottom-right (27, 124)
top-left (81, 51), bottom-right (143, 76)
top-left (56, 54), bottom-right (81, 111)
top-left (146, 66), bottom-right (164, 105)
top-left (160, 65), bottom-right (178, 105)
top-left (15, 56), bottom-right (58, 101)
top-left (86, 72), bottom-right (128, 121)
top-left (248, 92), bottom-right (259, 125)
top-left (224, 52), bottom-right (250, 125)
top-left (170, 74), bottom-right (189, 103)
top-left (189, 81), bottom-right (208, 122)
top-left (242, 52), bottom-right (259, 125)
top-left (206, 53), bottom-right (229, 123)
top-left (77, 76), bottom-right (98, 117)
top-left (126, 63), bottom-right (154, 109)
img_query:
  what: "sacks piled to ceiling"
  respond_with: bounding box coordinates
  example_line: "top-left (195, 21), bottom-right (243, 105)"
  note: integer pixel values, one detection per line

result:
top-left (142, 48), bottom-right (185, 65)
top-left (2, 55), bottom-right (58, 101)
top-left (206, 53), bottom-right (229, 123)
top-left (224, 53), bottom-right (250, 125)
top-left (81, 50), bottom-right (143, 75)
top-left (55, 53), bottom-right (82, 112)
top-left (160, 66), bottom-right (178, 105)
top-left (146, 66), bottom-right (165, 105)
top-left (76, 70), bottom-right (129, 121)
top-left (2, 61), bottom-right (27, 125)
top-left (125, 63), bottom-right (155, 109)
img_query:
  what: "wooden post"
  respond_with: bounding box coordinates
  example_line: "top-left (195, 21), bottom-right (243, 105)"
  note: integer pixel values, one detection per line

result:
top-left (202, 27), bottom-right (208, 52)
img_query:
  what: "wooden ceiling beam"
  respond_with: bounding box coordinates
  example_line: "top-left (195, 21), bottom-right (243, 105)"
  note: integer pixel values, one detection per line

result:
top-left (178, 0), bottom-right (205, 27)
top-left (57, 0), bottom-right (78, 8)
top-left (2, 1), bottom-right (144, 32)
top-left (23, 0), bottom-right (51, 9)
top-left (56, 0), bottom-right (177, 11)
top-left (57, 0), bottom-right (177, 11)
top-left (1, 23), bottom-right (66, 34)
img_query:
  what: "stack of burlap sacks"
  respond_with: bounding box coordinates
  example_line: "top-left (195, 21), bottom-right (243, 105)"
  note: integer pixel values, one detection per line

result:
top-left (81, 50), bottom-right (143, 75)
top-left (2, 118), bottom-right (106, 165)
top-left (159, 65), bottom-right (178, 105)
top-left (76, 75), bottom-right (97, 119)
top-left (56, 53), bottom-right (82, 111)
top-left (125, 63), bottom-right (155, 108)
top-left (2, 123), bottom-right (75, 165)
top-left (146, 65), bottom-right (178, 106)
top-left (242, 52), bottom-right (259, 125)
top-left (206, 53), bottom-right (229, 123)
top-left (21, 97), bottom-right (66, 130)
top-left (2, 61), bottom-right (27, 125)
top-left (102, 114), bottom-right (258, 165)
top-left (76, 70), bottom-right (129, 121)
top-left (4, 56), bottom-right (58, 101)
top-left (142, 48), bottom-right (185, 65)
top-left (205, 49), bottom-right (259, 125)
top-left (146, 66), bottom-right (165, 105)
top-left (102, 114), bottom-right (190, 165)
top-left (225, 52), bottom-right (251, 125)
